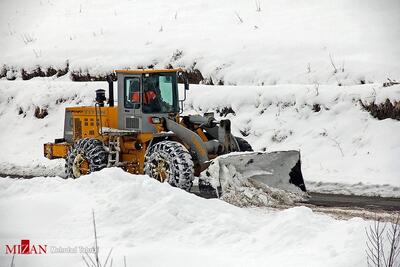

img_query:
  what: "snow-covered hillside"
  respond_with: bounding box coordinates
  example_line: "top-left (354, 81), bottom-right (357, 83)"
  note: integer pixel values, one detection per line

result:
top-left (1, 0), bottom-right (399, 84)
top-left (186, 83), bottom-right (400, 196)
top-left (0, 168), bottom-right (384, 267)
top-left (0, 79), bottom-right (399, 196)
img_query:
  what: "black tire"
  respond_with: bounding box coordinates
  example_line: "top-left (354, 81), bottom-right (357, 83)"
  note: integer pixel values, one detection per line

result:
top-left (144, 141), bottom-right (194, 191)
top-left (65, 138), bottom-right (108, 178)
top-left (235, 136), bottom-right (253, 152)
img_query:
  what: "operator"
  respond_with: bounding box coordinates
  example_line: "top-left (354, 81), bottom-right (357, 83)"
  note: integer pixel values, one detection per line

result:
top-left (142, 85), bottom-right (162, 112)
top-left (129, 78), bottom-right (157, 106)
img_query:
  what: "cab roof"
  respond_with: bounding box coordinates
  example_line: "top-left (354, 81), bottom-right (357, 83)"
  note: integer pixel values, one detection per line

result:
top-left (114, 68), bottom-right (183, 74)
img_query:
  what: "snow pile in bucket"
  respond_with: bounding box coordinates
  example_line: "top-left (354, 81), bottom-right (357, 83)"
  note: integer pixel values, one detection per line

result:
top-left (219, 179), bottom-right (306, 208)
top-left (200, 151), bottom-right (308, 207)
top-left (0, 168), bottom-right (383, 266)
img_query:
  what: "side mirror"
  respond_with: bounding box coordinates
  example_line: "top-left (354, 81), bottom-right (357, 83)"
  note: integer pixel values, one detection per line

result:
top-left (184, 82), bottom-right (189, 91)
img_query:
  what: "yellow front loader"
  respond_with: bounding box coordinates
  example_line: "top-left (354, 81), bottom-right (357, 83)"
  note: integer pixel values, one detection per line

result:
top-left (44, 69), bottom-right (306, 194)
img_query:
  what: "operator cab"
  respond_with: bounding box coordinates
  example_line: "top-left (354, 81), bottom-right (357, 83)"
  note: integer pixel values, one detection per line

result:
top-left (115, 69), bottom-right (188, 132)
top-left (125, 72), bottom-right (178, 114)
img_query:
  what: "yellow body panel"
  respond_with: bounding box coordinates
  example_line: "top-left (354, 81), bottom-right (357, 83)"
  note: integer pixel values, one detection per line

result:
top-left (66, 106), bottom-right (118, 141)
top-left (44, 142), bottom-right (70, 159)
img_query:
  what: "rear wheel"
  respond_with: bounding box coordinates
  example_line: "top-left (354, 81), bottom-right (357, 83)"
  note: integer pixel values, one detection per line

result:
top-left (235, 136), bottom-right (253, 152)
top-left (144, 141), bottom-right (194, 191)
top-left (65, 138), bottom-right (108, 178)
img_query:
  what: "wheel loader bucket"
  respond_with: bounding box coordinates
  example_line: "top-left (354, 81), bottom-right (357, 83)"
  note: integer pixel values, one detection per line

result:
top-left (200, 150), bottom-right (306, 196)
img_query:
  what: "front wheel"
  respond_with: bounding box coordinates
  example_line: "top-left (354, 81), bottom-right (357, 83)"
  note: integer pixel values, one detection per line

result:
top-left (65, 138), bottom-right (108, 178)
top-left (144, 141), bottom-right (194, 191)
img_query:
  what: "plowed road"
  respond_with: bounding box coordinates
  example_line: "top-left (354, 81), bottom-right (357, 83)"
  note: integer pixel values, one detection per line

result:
top-left (190, 186), bottom-right (400, 212)
top-left (304, 192), bottom-right (400, 212)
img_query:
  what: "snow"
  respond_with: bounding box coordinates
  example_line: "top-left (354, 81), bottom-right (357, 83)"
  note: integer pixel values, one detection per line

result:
top-left (1, 0), bottom-right (399, 84)
top-left (0, 168), bottom-right (384, 266)
top-left (0, 79), bottom-right (399, 197)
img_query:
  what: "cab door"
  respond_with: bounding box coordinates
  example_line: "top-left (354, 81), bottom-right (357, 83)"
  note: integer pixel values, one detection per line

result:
top-left (117, 73), bottom-right (142, 131)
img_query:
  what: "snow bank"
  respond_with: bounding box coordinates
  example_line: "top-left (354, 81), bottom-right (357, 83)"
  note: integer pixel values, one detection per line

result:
top-left (1, 0), bottom-right (399, 84)
top-left (0, 79), bottom-right (399, 196)
top-left (0, 168), bottom-right (379, 266)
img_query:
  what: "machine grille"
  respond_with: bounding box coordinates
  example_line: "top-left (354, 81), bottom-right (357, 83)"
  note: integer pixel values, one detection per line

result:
top-left (126, 117), bottom-right (139, 129)
top-left (74, 118), bottom-right (82, 139)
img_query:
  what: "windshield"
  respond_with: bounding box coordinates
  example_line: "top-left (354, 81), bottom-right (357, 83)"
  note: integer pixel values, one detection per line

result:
top-left (142, 73), bottom-right (178, 113)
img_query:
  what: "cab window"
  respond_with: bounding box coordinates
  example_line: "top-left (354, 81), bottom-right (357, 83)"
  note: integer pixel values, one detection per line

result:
top-left (124, 77), bottom-right (140, 108)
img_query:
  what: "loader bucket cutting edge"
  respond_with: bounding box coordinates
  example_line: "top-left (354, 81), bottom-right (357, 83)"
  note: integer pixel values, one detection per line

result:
top-left (200, 150), bottom-right (306, 195)
top-left (288, 159), bottom-right (306, 192)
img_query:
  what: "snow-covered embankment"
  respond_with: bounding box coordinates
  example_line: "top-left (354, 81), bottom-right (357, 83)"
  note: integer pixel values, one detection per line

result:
top-left (0, 79), bottom-right (399, 196)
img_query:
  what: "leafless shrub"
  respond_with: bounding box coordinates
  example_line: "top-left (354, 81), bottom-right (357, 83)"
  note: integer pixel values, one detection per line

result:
top-left (21, 33), bottom-right (36, 45)
top-left (314, 82), bottom-right (319, 96)
top-left (10, 254), bottom-right (15, 267)
top-left (360, 99), bottom-right (400, 121)
top-left (82, 210), bottom-right (114, 267)
top-left (240, 127), bottom-right (251, 137)
top-left (383, 78), bottom-right (400, 87)
top-left (0, 65), bottom-right (7, 78)
top-left (328, 136), bottom-right (344, 157)
top-left (366, 215), bottom-right (400, 267)
top-left (34, 106), bottom-right (48, 119)
top-left (33, 49), bottom-right (42, 58)
top-left (171, 49), bottom-right (183, 61)
top-left (255, 0), bottom-right (261, 12)
top-left (271, 129), bottom-right (293, 143)
top-left (234, 11), bottom-right (243, 23)
top-left (312, 104), bottom-right (321, 112)
top-left (7, 23), bottom-right (15, 36)
top-left (328, 53), bottom-right (338, 74)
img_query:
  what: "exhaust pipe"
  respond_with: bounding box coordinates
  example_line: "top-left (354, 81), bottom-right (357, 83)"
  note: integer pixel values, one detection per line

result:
top-left (107, 76), bottom-right (114, 107)
top-left (95, 89), bottom-right (106, 107)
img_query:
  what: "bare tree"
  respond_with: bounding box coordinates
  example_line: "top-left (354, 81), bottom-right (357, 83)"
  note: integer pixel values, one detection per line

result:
top-left (366, 215), bottom-right (400, 267)
top-left (382, 216), bottom-right (400, 267)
